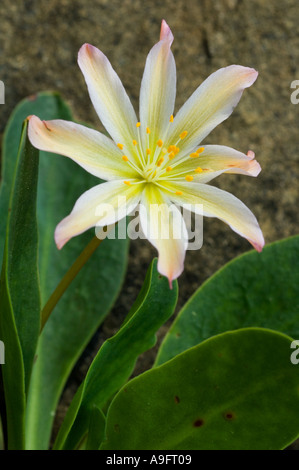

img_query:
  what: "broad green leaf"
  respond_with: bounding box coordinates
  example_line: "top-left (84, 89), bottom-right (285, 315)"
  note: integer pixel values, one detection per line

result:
top-left (54, 259), bottom-right (178, 450)
top-left (0, 121), bottom-right (40, 449)
top-left (155, 235), bottom-right (299, 366)
top-left (101, 328), bottom-right (299, 450)
top-left (0, 92), bottom-right (129, 449)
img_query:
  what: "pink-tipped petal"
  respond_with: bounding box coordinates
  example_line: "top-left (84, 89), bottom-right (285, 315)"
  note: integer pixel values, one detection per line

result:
top-left (55, 180), bottom-right (143, 249)
top-left (167, 65), bottom-right (258, 158)
top-left (28, 115), bottom-right (137, 180)
top-left (159, 181), bottom-right (265, 253)
top-left (139, 184), bottom-right (188, 284)
top-left (169, 145), bottom-right (262, 184)
top-left (78, 43), bottom-right (138, 161)
top-left (139, 20), bottom-right (176, 150)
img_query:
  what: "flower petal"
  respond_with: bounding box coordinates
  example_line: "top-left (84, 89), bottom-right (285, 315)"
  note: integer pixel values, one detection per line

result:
top-left (165, 145), bottom-right (261, 184)
top-left (167, 65), bottom-right (258, 157)
top-left (139, 183), bottom-right (188, 286)
top-left (139, 20), bottom-right (176, 149)
top-left (28, 116), bottom-right (138, 180)
top-left (78, 43), bottom-right (139, 160)
top-left (55, 180), bottom-right (143, 249)
top-left (159, 181), bottom-right (264, 252)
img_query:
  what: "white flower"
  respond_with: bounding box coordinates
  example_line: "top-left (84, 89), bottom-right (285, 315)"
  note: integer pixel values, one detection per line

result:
top-left (28, 20), bottom-right (264, 285)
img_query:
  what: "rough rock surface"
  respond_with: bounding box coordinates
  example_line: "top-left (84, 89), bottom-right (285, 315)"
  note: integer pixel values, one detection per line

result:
top-left (1, 0), bottom-right (298, 447)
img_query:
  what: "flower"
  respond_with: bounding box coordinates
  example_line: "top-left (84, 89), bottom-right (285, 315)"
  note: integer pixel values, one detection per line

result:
top-left (28, 20), bottom-right (264, 286)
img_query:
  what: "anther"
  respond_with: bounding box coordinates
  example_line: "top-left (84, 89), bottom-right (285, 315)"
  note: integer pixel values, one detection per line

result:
top-left (196, 147), bottom-right (205, 154)
top-left (157, 157), bottom-right (164, 167)
top-left (185, 175), bottom-right (193, 182)
top-left (117, 143), bottom-right (124, 150)
top-left (124, 181), bottom-right (131, 186)
top-left (190, 152), bottom-right (199, 158)
top-left (132, 140), bottom-right (137, 146)
top-left (166, 166), bottom-right (172, 172)
top-left (146, 127), bottom-right (151, 134)
top-left (180, 131), bottom-right (188, 139)
top-left (194, 167), bottom-right (203, 173)
top-left (175, 191), bottom-right (183, 195)
top-left (122, 155), bottom-right (129, 161)
top-left (157, 139), bottom-right (163, 147)
top-left (169, 115), bottom-right (174, 122)
top-left (136, 122), bottom-right (141, 127)
top-left (146, 149), bottom-right (151, 155)
top-left (168, 152), bottom-right (175, 160)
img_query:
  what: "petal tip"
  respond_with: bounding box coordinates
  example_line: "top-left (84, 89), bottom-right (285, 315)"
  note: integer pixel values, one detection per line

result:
top-left (78, 43), bottom-right (97, 63)
top-left (54, 223), bottom-right (70, 250)
top-left (160, 19), bottom-right (174, 44)
top-left (246, 67), bottom-right (258, 85)
top-left (250, 233), bottom-right (265, 253)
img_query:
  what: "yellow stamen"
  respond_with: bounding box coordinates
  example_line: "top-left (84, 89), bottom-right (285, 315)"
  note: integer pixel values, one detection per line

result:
top-left (117, 143), bottom-right (124, 150)
top-left (174, 146), bottom-right (180, 154)
top-left (195, 167), bottom-right (203, 173)
top-left (146, 127), bottom-right (151, 134)
top-left (132, 139), bottom-right (137, 146)
top-left (196, 147), bottom-right (205, 154)
top-left (169, 115), bottom-right (174, 122)
top-left (168, 152), bottom-right (175, 160)
top-left (146, 148), bottom-right (151, 155)
top-left (157, 157), bottom-right (164, 167)
top-left (180, 131), bottom-right (188, 139)
top-left (168, 145), bottom-right (175, 153)
top-left (157, 139), bottom-right (163, 147)
top-left (190, 152), bottom-right (199, 158)
top-left (166, 166), bottom-right (172, 172)
top-left (175, 191), bottom-right (183, 195)
top-left (122, 155), bottom-right (129, 162)
top-left (185, 175), bottom-right (193, 182)
top-left (136, 122), bottom-right (141, 127)
top-left (124, 181), bottom-right (131, 186)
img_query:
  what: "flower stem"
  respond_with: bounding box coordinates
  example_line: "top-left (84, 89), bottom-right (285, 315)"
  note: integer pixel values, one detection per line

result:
top-left (40, 234), bottom-right (105, 332)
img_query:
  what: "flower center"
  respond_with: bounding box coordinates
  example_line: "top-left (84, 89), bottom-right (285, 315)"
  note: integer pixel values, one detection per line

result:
top-left (117, 116), bottom-right (205, 187)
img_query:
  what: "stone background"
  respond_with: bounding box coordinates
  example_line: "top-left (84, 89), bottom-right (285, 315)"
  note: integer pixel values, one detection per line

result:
top-left (1, 0), bottom-right (299, 445)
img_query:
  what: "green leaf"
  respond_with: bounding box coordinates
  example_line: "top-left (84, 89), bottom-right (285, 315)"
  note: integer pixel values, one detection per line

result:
top-left (101, 328), bottom-right (299, 450)
top-left (0, 121), bottom-right (40, 449)
top-left (54, 259), bottom-right (178, 450)
top-left (85, 406), bottom-right (106, 450)
top-left (0, 92), bottom-right (129, 449)
top-left (155, 235), bottom-right (299, 366)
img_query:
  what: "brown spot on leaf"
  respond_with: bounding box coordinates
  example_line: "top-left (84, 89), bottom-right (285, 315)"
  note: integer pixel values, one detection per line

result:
top-left (224, 411), bottom-right (235, 421)
top-left (174, 395), bottom-right (180, 404)
top-left (193, 419), bottom-right (204, 427)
